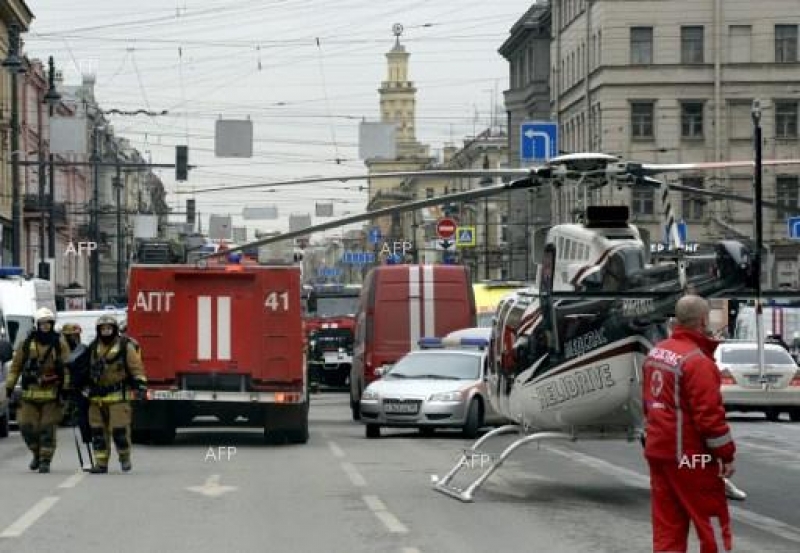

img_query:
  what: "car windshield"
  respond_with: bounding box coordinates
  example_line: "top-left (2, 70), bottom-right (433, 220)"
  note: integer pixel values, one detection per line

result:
top-left (313, 297), bottom-right (360, 317)
top-left (720, 348), bottom-right (796, 365)
top-left (387, 352), bottom-right (481, 380)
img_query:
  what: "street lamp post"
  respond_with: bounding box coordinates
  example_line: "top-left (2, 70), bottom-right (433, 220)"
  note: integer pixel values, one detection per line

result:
top-left (3, 24), bottom-right (25, 267)
top-left (752, 99), bottom-right (767, 388)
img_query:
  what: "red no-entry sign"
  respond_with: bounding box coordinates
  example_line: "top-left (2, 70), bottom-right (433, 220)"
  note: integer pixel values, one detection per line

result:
top-left (436, 218), bottom-right (457, 239)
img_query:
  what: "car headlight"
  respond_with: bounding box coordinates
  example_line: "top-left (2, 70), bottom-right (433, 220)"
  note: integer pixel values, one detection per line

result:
top-left (361, 388), bottom-right (380, 400)
top-left (429, 390), bottom-right (464, 402)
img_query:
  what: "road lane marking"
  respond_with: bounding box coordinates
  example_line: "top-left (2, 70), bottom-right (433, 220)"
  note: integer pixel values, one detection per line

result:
top-left (401, 548), bottom-right (421, 553)
top-left (341, 462), bottom-right (367, 487)
top-left (58, 472), bottom-right (86, 489)
top-left (0, 497), bottom-right (60, 538)
top-left (545, 446), bottom-right (800, 544)
top-left (363, 495), bottom-right (408, 534)
top-left (328, 441), bottom-right (345, 459)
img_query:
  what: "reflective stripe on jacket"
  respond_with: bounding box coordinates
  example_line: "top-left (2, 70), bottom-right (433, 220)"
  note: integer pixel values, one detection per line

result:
top-left (642, 326), bottom-right (736, 463)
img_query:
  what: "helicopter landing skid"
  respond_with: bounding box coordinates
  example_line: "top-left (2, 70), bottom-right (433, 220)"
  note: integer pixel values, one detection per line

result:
top-left (431, 425), bottom-right (573, 502)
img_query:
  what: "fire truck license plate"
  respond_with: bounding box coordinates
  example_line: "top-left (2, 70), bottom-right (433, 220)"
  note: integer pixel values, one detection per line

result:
top-left (152, 390), bottom-right (195, 400)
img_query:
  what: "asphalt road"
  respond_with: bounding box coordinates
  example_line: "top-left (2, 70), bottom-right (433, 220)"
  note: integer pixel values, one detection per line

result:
top-left (0, 394), bottom-right (798, 553)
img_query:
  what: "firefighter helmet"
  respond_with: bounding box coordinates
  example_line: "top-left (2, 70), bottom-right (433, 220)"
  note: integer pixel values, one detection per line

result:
top-left (61, 323), bottom-right (82, 335)
top-left (95, 314), bottom-right (119, 329)
top-left (35, 307), bottom-right (56, 324)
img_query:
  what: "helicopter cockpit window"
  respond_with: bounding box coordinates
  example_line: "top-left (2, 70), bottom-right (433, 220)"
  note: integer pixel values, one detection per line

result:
top-left (601, 247), bottom-right (643, 292)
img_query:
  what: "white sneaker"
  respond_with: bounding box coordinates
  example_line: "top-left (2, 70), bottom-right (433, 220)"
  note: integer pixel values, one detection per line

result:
top-left (724, 478), bottom-right (747, 501)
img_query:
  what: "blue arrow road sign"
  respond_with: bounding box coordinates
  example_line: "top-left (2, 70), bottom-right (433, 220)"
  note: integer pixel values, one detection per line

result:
top-left (521, 121), bottom-right (558, 162)
top-left (368, 227), bottom-right (382, 244)
top-left (789, 216), bottom-right (800, 240)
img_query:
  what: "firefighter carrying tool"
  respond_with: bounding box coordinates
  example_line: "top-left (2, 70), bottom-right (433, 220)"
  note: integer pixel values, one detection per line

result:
top-left (85, 315), bottom-right (147, 473)
top-left (127, 260), bottom-right (308, 445)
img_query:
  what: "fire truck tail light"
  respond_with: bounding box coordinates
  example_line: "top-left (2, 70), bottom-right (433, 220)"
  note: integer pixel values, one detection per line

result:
top-left (275, 392), bottom-right (302, 403)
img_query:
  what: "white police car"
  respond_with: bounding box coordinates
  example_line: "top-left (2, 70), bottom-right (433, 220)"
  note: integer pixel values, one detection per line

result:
top-left (359, 333), bottom-right (504, 439)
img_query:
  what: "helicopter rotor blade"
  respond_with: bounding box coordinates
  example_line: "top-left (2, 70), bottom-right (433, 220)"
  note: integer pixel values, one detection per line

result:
top-left (630, 158), bottom-right (800, 176)
top-left (203, 175), bottom-right (539, 258)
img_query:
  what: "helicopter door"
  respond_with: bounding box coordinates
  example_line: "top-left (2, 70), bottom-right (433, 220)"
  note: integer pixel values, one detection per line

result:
top-left (540, 244), bottom-right (559, 353)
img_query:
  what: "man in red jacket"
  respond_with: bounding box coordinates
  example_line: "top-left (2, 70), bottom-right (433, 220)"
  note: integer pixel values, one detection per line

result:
top-left (642, 294), bottom-right (735, 553)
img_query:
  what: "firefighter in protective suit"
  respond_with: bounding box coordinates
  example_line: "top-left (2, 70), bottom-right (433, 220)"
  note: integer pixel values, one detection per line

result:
top-left (85, 315), bottom-right (147, 473)
top-left (5, 308), bottom-right (71, 473)
top-left (642, 295), bottom-right (736, 553)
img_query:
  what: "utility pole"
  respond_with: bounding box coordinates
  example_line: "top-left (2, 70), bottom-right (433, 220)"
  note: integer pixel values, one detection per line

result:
top-left (4, 24), bottom-right (24, 267)
top-left (484, 196), bottom-right (489, 280)
top-left (752, 99), bottom-right (766, 388)
top-left (91, 123), bottom-right (101, 305)
top-left (45, 56), bottom-right (61, 262)
top-left (115, 162), bottom-right (123, 299)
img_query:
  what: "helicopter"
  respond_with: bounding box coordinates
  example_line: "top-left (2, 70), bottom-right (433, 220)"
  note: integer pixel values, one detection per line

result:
top-left (194, 152), bottom-right (800, 502)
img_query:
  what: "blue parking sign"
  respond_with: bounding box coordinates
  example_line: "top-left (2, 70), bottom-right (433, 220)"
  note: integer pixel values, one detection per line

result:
top-left (520, 121), bottom-right (558, 162)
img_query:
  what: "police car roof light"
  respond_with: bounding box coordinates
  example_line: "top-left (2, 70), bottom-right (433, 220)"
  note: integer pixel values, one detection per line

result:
top-left (418, 337), bottom-right (488, 349)
top-left (418, 337), bottom-right (443, 348)
top-left (0, 266), bottom-right (24, 278)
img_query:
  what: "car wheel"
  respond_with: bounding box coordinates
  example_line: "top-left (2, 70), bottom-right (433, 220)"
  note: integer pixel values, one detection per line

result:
top-left (765, 408), bottom-right (781, 422)
top-left (0, 407), bottom-right (8, 438)
top-left (365, 424), bottom-right (380, 439)
top-left (789, 409), bottom-right (800, 423)
top-left (462, 399), bottom-right (483, 439)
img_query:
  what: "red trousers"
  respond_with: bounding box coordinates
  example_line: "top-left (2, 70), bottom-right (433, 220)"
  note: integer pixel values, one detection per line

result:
top-left (648, 458), bottom-right (732, 553)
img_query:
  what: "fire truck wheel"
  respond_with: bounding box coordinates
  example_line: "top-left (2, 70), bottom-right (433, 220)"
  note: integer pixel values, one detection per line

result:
top-left (764, 408), bottom-right (781, 422)
top-left (789, 409), bottom-right (800, 422)
top-left (131, 429), bottom-right (150, 444)
top-left (150, 427), bottom-right (176, 445)
top-left (264, 429), bottom-right (287, 445)
top-left (286, 425), bottom-right (309, 444)
top-left (365, 424), bottom-right (380, 439)
top-left (0, 407), bottom-right (8, 438)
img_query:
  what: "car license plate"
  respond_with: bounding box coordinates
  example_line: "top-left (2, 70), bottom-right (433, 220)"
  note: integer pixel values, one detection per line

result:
top-left (151, 390), bottom-right (195, 400)
top-left (746, 375), bottom-right (780, 384)
top-left (383, 401), bottom-right (419, 414)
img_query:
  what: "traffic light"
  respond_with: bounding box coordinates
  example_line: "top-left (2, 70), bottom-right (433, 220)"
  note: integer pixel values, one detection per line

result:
top-left (176, 145), bottom-right (188, 181)
top-left (186, 199), bottom-right (196, 225)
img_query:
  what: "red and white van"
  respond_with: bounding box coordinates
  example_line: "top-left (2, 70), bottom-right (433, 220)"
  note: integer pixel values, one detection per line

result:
top-left (349, 264), bottom-right (475, 419)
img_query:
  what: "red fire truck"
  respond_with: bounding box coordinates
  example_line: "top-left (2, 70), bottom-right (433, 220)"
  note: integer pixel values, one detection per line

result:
top-left (127, 261), bottom-right (308, 444)
top-left (304, 283), bottom-right (361, 387)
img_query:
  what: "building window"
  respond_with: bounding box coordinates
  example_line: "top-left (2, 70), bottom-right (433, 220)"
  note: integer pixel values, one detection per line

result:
top-left (632, 187), bottom-right (655, 216)
top-left (681, 102), bottom-right (704, 138)
top-left (728, 100), bottom-right (753, 139)
top-left (729, 25), bottom-right (752, 63)
top-left (681, 26), bottom-right (704, 64)
top-left (775, 101), bottom-right (799, 138)
top-left (681, 176), bottom-right (705, 221)
top-left (776, 176), bottom-right (799, 216)
top-left (630, 27), bottom-right (653, 64)
top-left (425, 188), bottom-right (435, 199)
top-left (775, 25), bottom-right (798, 62)
top-left (631, 101), bottom-right (655, 139)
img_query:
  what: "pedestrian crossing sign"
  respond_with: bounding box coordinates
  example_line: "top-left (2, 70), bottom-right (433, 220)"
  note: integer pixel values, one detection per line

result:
top-left (455, 226), bottom-right (476, 247)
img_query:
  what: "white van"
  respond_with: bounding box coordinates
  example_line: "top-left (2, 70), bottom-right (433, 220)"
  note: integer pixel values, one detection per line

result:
top-left (56, 309), bottom-right (127, 345)
top-left (0, 269), bottom-right (57, 348)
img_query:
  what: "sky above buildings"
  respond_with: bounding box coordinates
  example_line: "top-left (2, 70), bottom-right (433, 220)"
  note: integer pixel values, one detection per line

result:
top-left (23, 0), bottom-right (528, 240)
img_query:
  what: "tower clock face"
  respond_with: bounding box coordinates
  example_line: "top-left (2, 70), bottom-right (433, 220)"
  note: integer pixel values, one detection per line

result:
top-left (392, 23), bottom-right (403, 36)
